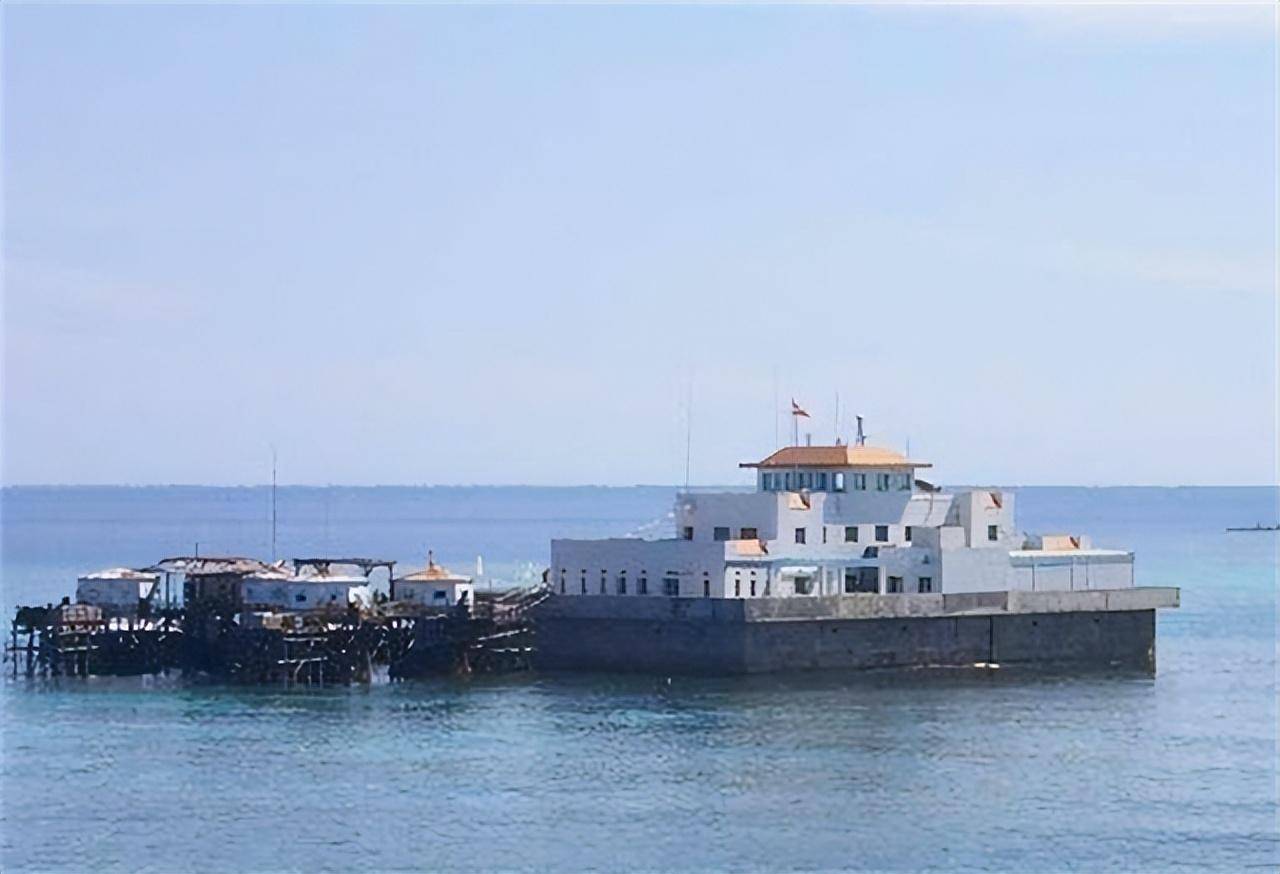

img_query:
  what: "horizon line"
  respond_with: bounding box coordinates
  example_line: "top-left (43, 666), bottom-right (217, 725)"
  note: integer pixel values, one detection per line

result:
top-left (2, 482), bottom-right (1276, 490)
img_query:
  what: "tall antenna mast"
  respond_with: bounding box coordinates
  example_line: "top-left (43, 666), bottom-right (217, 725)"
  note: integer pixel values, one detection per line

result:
top-left (834, 392), bottom-right (840, 444)
top-left (683, 378), bottom-right (693, 489)
top-left (772, 367), bottom-right (780, 450)
top-left (270, 444), bottom-right (278, 562)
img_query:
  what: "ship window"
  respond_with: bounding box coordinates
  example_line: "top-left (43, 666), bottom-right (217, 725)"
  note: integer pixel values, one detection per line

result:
top-left (703, 578), bottom-right (710, 598)
top-left (617, 573), bottom-right (627, 595)
top-left (794, 576), bottom-right (813, 595)
top-left (988, 524), bottom-right (999, 542)
top-left (762, 473), bottom-right (772, 490)
top-left (853, 473), bottom-right (867, 490)
top-left (750, 576), bottom-right (757, 597)
top-left (875, 525), bottom-right (889, 542)
top-left (663, 576), bottom-right (679, 597)
top-left (844, 526), bottom-right (858, 543)
top-left (740, 527), bottom-right (758, 540)
top-left (682, 526), bottom-right (694, 541)
top-left (876, 473), bottom-right (890, 491)
top-left (844, 569), bottom-right (858, 594)
top-left (887, 576), bottom-right (903, 593)
top-left (905, 526), bottom-right (913, 542)
top-left (713, 527), bottom-right (730, 541)
top-left (784, 472), bottom-right (793, 490)
top-left (897, 473), bottom-right (912, 491)
top-left (918, 576), bottom-right (933, 593)
top-left (559, 572), bottom-right (566, 595)
top-left (816, 472), bottom-right (828, 490)
top-left (834, 472), bottom-right (846, 491)
top-left (822, 527), bottom-right (828, 544)
top-left (794, 527), bottom-right (806, 544)
top-left (580, 574), bottom-right (586, 595)
top-left (639, 575), bottom-right (648, 595)
top-left (600, 570), bottom-right (607, 595)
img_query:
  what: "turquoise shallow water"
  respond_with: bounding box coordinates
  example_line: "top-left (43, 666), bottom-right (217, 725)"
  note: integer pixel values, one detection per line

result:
top-left (1, 486), bottom-right (1276, 872)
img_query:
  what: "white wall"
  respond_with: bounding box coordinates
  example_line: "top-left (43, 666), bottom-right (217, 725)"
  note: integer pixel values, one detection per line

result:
top-left (242, 577), bottom-right (372, 609)
top-left (550, 538), bottom-right (729, 598)
top-left (396, 580), bottom-right (475, 606)
top-left (948, 490), bottom-right (1017, 548)
top-left (76, 577), bottom-right (156, 609)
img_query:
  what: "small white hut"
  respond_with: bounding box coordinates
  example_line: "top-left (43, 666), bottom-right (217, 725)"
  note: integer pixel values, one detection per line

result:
top-left (393, 552), bottom-right (475, 608)
top-left (76, 568), bottom-right (160, 615)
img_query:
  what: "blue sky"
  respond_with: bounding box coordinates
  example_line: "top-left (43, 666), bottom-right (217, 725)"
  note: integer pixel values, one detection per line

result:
top-left (2, 4), bottom-right (1275, 486)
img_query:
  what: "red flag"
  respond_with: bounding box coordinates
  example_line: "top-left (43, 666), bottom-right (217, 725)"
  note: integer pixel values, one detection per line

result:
top-left (791, 399), bottom-right (810, 418)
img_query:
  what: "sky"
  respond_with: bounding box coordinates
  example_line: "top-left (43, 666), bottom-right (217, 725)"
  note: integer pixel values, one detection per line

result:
top-left (2, 3), bottom-right (1276, 487)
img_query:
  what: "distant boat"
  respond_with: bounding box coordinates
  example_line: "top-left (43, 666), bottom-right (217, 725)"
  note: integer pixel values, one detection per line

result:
top-left (1226, 523), bottom-right (1280, 532)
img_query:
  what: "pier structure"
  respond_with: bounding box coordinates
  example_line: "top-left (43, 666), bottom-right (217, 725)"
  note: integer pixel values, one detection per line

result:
top-left (7, 555), bottom-right (547, 684)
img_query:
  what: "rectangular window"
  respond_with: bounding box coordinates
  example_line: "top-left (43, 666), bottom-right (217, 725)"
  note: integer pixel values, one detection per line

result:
top-left (918, 576), bottom-right (933, 593)
top-left (898, 473), bottom-right (912, 491)
top-left (740, 527), bottom-right (758, 540)
top-left (663, 576), bottom-right (680, 597)
top-left (844, 526), bottom-right (858, 543)
top-left (875, 525), bottom-right (889, 542)
top-left (876, 473), bottom-right (890, 491)
top-left (734, 576), bottom-right (741, 598)
top-left (834, 472), bottom-right (846, 491)
top-left (794, 576), bottom-right (813, 595)
top-left (762, 473), bottom-right (772, 491)
top-left (794, 527), bottom-right (806, 544)
top-left (682, 526), bottom-right (694, 541)
top-left (816, 472), bottom-right (828, 490)
top-left (888, 575), bottom-right (903, 594)
top-left (853, 473), bottom-right (867, 490)
top-left (600, 572), bottom-right (607, 595)
top-left (822, 527), bottom-right (828, 544)
top-left (844, 569), bottom-right (858, 594)
top-left (784, 472), bottom-right (793, 490)
top-left (580, 574), bottom-right (586, 595)
top-left (703, 578), bottom-right (710, 598)
top-left (559, 571), bottom-right (566, 594)
top-left (713, 526), bottom-right (730, 541)
top-left (750, 576), bottom-right (757, 597)
top-left (617, 575), bottom-right (627, 595)
top-left (988, 524), bottom-right (999, 542)
top-left (639, 576), bottom-right (648, 595)
top-left (905, 526), bottom-right (913, 542)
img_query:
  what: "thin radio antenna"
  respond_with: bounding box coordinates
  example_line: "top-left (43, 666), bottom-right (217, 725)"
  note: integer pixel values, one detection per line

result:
top-left (683, 377), bottom-right (693, 489)
top-left (772, 367), bottom-right (780, 450)
top-left (270, 444), bottom-right (278, 563)
top-left (834, 392), bottom-right (840, 444)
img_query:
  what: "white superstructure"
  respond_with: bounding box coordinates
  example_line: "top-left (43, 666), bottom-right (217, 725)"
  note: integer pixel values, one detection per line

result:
top-left (551, 442), bottom-right (1134, 599)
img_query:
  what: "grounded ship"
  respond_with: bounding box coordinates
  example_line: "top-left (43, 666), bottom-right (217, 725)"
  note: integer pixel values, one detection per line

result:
top-left (540, 428), bottom-right (1178, 675)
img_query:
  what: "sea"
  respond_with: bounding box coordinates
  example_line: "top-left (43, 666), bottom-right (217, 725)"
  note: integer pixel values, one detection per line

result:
top-left (1, 485), bottom-right (1276, 872)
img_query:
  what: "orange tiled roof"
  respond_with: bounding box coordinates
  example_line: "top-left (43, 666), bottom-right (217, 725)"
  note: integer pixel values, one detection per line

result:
top-left (741, 444), bottom-right (931, 469)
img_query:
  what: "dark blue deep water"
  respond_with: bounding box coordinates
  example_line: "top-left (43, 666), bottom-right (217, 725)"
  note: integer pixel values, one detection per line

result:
top-left (1, 486), bottom-right (1276, 872)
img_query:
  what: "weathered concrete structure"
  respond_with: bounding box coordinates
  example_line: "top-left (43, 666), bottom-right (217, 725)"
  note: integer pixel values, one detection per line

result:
top-left (535, 588), bottom-right (1177, 674)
